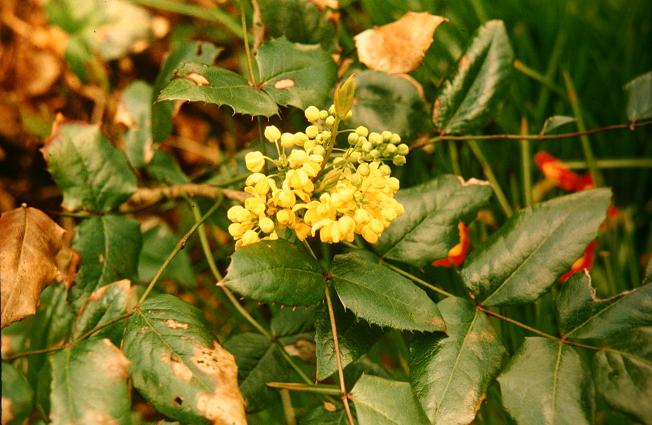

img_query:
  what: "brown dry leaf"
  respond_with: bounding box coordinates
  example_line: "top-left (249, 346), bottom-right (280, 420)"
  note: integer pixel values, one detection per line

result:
top-left (354, 12), bottom-right (447, 74)
top-left (0, 205), bottom-right (66, 328)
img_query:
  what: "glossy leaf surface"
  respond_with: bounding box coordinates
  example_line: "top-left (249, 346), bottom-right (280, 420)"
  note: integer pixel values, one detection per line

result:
top-left (462, 189), bottom-right (611, 306)
top-left (223, 239), bottom-right (325, 305)
top-left (332, 252), bottom-right (444, 332)
top-left (73, 279), bottom-right (132, 340)
top-left (410, 297), bottom-right (506, 425)
top-left (375, 175), bottom-right (492, 267)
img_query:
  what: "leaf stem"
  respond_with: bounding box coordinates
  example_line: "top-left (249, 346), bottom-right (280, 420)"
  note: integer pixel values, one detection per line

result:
top-left (138, 199), bottom-right (221, 304)
top-left (411, 119), bottom-right (652, 150)
top-left (468, 140), bottom-right (514, 218)
top-left (240, 0), bottom-right (257, 85)
top-left (563, 158), bottom-right (652, 169)
top-left (513, 59), bottom-right (565, 96)
top-left (267, 382), bottom-right (341, 395)
top-left (520, 117), bottom-right (533, 207)
top-left (324, 286), bottom-right (356, 425)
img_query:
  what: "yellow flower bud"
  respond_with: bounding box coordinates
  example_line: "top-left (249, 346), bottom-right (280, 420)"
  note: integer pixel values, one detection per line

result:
top-left (227, 206), bottom-right (246, 221)
top-left (228, 222), bottom-right (246, 238)
top-left (281, 132), bottom-right (295, 149)
top-left (245, 151), bottom-right (265, 172)
top-left (241, 229), bottom-right (260, 246)
top-left (355, 126), bottom-right (369, 137)
top-left (264, 125), bottom-right (281, 142)
top-left (305, 106), bottom-right (320, 122)
top-left (360, 225), bottom-right (378, 243)
top-left (259, 216), bottom-right (275, 233)
top-left (306, 125), bottom-right (319, 139)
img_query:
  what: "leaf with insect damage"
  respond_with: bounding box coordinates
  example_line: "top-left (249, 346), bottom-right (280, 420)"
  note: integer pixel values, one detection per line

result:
top-left (355, 11), bottom-right (447, 74)
top-left (0, 206), bottom-right (66, 328)
top-left (124, 294), bottom-right (246, 425)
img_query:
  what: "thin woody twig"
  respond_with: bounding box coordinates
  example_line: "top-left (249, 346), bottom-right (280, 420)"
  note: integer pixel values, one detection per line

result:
top-left (126, 183), bottom-right (248, 208)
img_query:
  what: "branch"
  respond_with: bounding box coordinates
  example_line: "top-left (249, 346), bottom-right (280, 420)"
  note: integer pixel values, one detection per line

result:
top-left (126, 184), bottom-right (248, 209)
top-left (410, 119), bottom-right (652, 150)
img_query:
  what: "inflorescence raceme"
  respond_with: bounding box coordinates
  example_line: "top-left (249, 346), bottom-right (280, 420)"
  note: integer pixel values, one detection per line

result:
top-left (228, 102), bottom-right (409, 248)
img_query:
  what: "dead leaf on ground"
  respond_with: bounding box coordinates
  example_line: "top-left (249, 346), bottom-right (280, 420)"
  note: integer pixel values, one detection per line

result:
top-left (355, 11), bottom-right (447, 74)
top-left (0, 205), bottom-right (66, 328)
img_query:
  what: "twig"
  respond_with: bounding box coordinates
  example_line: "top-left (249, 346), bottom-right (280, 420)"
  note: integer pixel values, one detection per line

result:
top-left (410, 119), bottom-right (652, 150)
top-left (324, 286), bottom-right (356, 425)
top-left (126, 183), bottom-right (248, 208)
top-left (267, 382), bottom-right (341, 395)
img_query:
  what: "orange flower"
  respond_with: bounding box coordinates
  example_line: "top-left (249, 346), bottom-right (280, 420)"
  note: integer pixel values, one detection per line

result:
top-left (560, 240), bottom-right (597, 282)
top-left (534, 151), bottom-right (593, 192)
top-left (432, 221), bottom-right (470, 268)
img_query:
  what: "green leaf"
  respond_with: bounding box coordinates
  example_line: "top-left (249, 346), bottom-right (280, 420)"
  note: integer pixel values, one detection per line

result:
top-left (462, 189), bottom-right (611, 306)
top-left (223, 239), bottom-right (325, 305)
top-left (433, 20), bottom-right (514, 134)
top-left (593, 327), bottom-right (652, 424)
top-left (253, 0), bottom-right (338, 51)
top-left (497, 337), bottom-right (594, 425)
top-left (556, 272), bottom-right (652, 340)
top-left (375, 175), bottom-right (492, 267)
top-left (270, 305), bottom-right (318, 337)
top-left (73, 279), bottom-right (132, 341)
top-left (139, 223), bottom-right (195, 288)
top-left (410, 297), bottom-right (506, 425)
top-left (315, 301), bottom-right (383, 380)
top-left (351, 70), bottom-right (429, 141)
top-left (224, 333), bottom-right (289, 412)
top-left (152, 41), bottom-right (222, 143)
top-left (540, 115), bottom-right (576, 134)
top-left (50, 338), bottom-right (131, 425)
top-left (43, 122), bottom-right (137, 212)
top-left (158, 63), bottom-right (278, 117)
top-left (72, 215), bottom-right (141, 301)
top-left (624, 70), bottom-right (652, 121)
top-left (257, 37), bottom-right (337, 109)
top-left (351, 374), bottom-right (430, 425)
top-left (124, 294), bottom-right (246, 425)
top-left (146, 150), bottom-right (190, 184)
top-left (2, 364), bottom-right (34, 425)
top-left (331, 252), bottom-right (444, 332)
top-left (117, 81), bottom-right (154, 168)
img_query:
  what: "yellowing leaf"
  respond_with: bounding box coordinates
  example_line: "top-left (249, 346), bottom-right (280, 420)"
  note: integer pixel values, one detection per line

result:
top-left (0, 205), bottom-right (66, 328)
top-left (355, 12), bottom-right (447, 74)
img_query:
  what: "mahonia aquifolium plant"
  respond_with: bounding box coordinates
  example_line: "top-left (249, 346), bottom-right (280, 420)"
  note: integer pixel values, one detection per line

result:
top-left (227, 77), bottom-right (410, 248)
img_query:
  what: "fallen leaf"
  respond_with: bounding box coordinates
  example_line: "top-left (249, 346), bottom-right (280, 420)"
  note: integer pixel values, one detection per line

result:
top-left (355, 12), bottom-right (447, 74)
top-left (0, 205), bottom-right (66, 328)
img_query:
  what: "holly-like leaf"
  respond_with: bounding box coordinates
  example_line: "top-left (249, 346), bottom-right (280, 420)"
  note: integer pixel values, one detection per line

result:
top-left (50, 338), bottom-right (131, 425)
top-left (355, 11), bottom-right (447, 74)
top-left (71, 215), bottom-right (141, 302)
top-left (374, 176), bottom-right (492, 267)
top-left (462, 189), bottom-right (611, 306)
top-left (433, 20), bottom-right (514, 134)
top-left (351, 70), bottom-right (429, 140)
top-left (270, 305), bottom-right (318, 337)
top-left (315, 301), bottom-right (383, 380)
top-left (624, 70), bottom-right (652, 121)
top-left (351, 374), bottom-right (430, 425)
top-left (124, 294), bottom-right (246, 425)
top-left (498, 337), bottom-right (594, 425)
top-left (1, 206), bottom-right (66, 328)
top-left (73, 279), bottom-right (132, 341)
top-left (556, 272), bottom-right (652, 340)
top-left (257, 37), bottom-right (337, 109)
top-left (331, 252), bottom-right (444, 332)
top-left (42, 120), bottom-right (137, 212)
top-left (115, 80), bottom-right (154, 168)
top-left (410, 297), bottom-right (506, 425)
top-left (253, 0), bottom-right (338, 51)
top-left (158, 63), bottom-right (278, 117)
top-left (1, 363), bottom-right (34, 425)
top-left (224, 333), bottom-right (289, 412)
top-left (593, 327), bottom-right (652, 424)
top-left (223, 239), bottom-right (325, 306)
top-left (540, 116), bottom-right (576, 135)
top-left (139, 223), bottom-right (195, 288)
top-left (146, 150), bottom-right (191, 185)
top-left (152, 41), bottom-right (222, 143)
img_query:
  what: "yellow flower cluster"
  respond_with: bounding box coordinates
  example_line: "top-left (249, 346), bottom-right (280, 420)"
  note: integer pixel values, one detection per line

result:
top-left (228, 104), bottom-right (407, 248)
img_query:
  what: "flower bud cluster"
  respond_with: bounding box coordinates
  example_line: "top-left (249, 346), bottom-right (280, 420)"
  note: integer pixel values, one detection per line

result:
top-left (228, 104), bottom-right (407, 248)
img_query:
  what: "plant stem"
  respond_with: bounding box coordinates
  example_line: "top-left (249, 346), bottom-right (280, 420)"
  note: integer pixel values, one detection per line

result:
top-left (138, 199), bottom-right (221, 304)
top-left (324, 286), bottom-right (356, 425)
top-left (513, 60), bottom-right (565, 96)
top-left (411, 119), bottom-right (652, 150)
top-left (280, 389), bottom-right (297, 425)
top-left (449, 141), bottom-right (462, 176)
top-left (128, 0), bottom-right (242, 38)
top-left (468, 140), bottom-right (514, 218)
top-left (240, 0), bottom-right (257, 85)
top-left (267, 382), bottom-right (341, 395)
top-left (188, 198), bottom-right (224, 281)
top-left (520, 117), bottom-right (532, 207)
top-left (562, 71), bottom-right (604, 187)
top-left (563, 158), bottom-right (652, 169)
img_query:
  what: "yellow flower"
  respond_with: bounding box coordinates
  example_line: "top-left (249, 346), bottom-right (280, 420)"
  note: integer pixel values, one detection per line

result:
top-left (264, 125), bottom-right (281, 142)
top-left (245, 151), bottom-right (265, 172)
